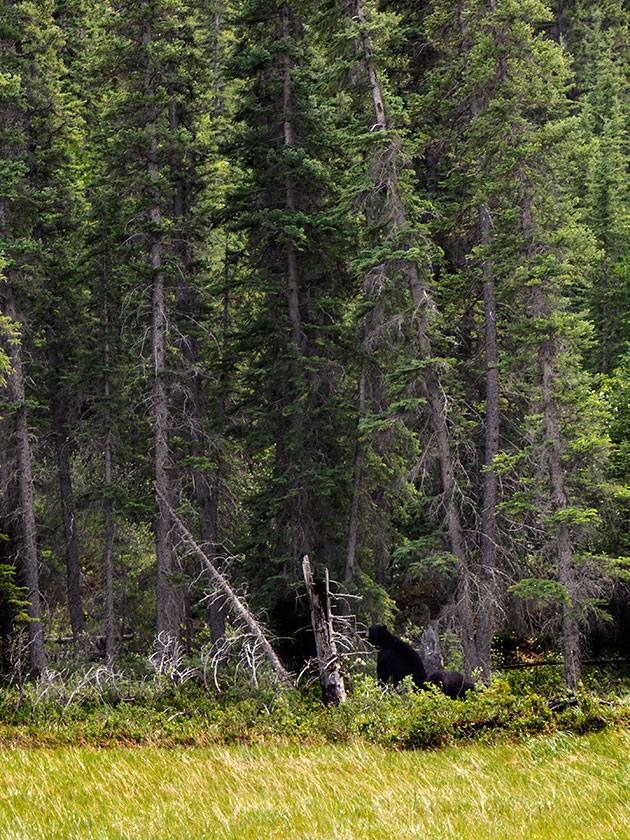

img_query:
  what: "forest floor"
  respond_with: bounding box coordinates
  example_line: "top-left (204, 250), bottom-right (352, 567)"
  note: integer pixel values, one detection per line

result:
top-left (0, 728), bottom-right (629, 839)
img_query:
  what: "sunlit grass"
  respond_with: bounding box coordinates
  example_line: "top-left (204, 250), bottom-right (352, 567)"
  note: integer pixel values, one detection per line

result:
top-left (1, 729), bottom-right (630, 839)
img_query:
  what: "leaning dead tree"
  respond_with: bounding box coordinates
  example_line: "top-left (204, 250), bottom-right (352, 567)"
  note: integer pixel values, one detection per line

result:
top-left (302, 555), bottom-right (346, 705)
top-left (156, 488), bottom-right (295, 688)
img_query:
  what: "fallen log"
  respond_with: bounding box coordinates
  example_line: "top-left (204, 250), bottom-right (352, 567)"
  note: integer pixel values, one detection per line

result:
top-left (502, 658), bottom-right (630, 669)
top-left (51, 633), bottom-right (134, 645)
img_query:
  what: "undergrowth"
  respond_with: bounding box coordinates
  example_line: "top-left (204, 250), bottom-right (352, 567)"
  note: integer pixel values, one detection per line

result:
top-left (0, 665), bottom-right (629, 749)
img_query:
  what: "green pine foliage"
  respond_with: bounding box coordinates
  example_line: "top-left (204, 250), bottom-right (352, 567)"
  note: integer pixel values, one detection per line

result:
top-left (223, 0), bottom-right (357, 591)
top-left (410, 0), bottom-right (617, 659)
top-left (1, 0), bottom-right (630, 688)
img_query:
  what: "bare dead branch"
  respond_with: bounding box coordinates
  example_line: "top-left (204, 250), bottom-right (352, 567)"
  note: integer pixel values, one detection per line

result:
top-left (156, 487), bottom-right (295, 688)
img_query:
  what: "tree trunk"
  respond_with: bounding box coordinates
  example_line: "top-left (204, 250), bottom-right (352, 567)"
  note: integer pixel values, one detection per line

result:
top-left (169, 98), bottom-right (226, 654)
top-left (344, 358), bottom-right (366, 582)
top-left (353, 0), bottom-right (476, 673)
top-left (476, 202), bottom-right (500, 684)
top-left (302, 556), bottom-right (346, 705)
top-left (213, 0), bottom-right (222, 110)
top-left (0, 414), bottom-right (15, 672)
top-left (420, 623), bottom-right (444, 674)
top-left (407, 262), bottom-right (476, 672)
top-left (354, 1), bottom-right (386, 128)
top-left (522, 191), bottom-right (580, 692)
top-left (144, 20), bottom-right (180, 659)
top-left (2, 287), bottom-right (46, 678)
top-left (461, 0), bottom-right (505, 683)
top-left (102, 288), bottom-right (116, 670)
top-left (282, 6), bottom-right (302, 362)
top-left (282, 3), bottom-right (307, 564)
top-left (600, 249), bottom-right (609, 374)
top-left (46, 326), bottom-right (85, 649)
top-left (158, 489), bottom-right (295, 688)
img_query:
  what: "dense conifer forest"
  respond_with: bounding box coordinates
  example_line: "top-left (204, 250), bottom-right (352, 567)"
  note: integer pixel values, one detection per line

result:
top-left (2, 0), bottom-right (630, 693)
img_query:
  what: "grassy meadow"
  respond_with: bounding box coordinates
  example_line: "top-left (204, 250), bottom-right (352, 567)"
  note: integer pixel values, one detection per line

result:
top-left (1, 728), bottom-right (630, 840)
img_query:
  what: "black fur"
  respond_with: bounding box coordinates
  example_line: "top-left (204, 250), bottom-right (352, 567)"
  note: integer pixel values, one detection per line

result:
top-left (367, 624), bottom-right (427, 689)
top-left (427, 669), bottom-right (475, 699)
top-left (367, 624), bottom-right (475, 698)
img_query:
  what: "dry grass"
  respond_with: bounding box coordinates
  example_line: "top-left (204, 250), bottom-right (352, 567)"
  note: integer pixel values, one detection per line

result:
top-left (1, 728), bottom-right (629, 839)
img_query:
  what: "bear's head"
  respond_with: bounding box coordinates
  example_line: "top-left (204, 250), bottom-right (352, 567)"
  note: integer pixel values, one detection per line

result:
top-left (367, 624), bottom-right (391, 647)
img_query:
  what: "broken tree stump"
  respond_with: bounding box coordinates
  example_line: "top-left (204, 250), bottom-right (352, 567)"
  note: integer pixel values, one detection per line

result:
top-left (302, 555), bottom-right (346, 705)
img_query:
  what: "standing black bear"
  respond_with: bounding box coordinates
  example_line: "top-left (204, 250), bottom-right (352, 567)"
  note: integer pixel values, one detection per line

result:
top-left (367, 624), bottom-right (427, 689)
top-left (367, 624), bottom-right (474, 697)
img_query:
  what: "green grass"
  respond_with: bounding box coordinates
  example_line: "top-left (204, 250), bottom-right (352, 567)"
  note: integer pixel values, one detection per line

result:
top-left (1, 729), bottom-right (630, 839)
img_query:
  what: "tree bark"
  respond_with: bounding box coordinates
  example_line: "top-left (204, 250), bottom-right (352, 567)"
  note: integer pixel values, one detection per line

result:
top-left (344, 358), bottom-right (366, 582)
top-left (420, 623), bottom-right (444, 674)
top-left (353, 0), bottom-right (476, 673)
top-left (354, 1), bottom-right (386, 128)
top-left (281, 3), bottom-right (307, 564)
top-left (46, 325), bottom-right (85, 649)
top-left (282, 5), bottom-right (302, 359)
top-left (144, 20), bottom-right (180, 659)
top-left (462, 0), bottom-right (504, 683)
top-left (476, 202), bottom-right (499, 684)
top-left (2, 287), bottom-right (46, 678)
top-left (213, 0), bottom-right (222, 110)
top-left (102, 287), bottom-right (116, 670)
top-left (0, 429), bottom-right (14, 672)
top-left (302, 556), bottom-right (346, 705)
top-left (521, 191), bottom-right (580, 692)
top-left (169, 97), bottom-right (226, 654)
top-left (600, 250), bottom-right (609, 374)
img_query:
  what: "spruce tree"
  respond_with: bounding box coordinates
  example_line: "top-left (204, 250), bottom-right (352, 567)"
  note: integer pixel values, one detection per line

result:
top-left (0, 0), bottom-right (86, 673)
top-left (422, 0), bottom-right (608, 686)
top-left (576, 6), bottom-right (630, 373)
top-left (91, 0), bottom-right (221, 659)
top-left (336, 0), bottom-right (476, 667)
top-left (224, 0), bottom-right (355, 603)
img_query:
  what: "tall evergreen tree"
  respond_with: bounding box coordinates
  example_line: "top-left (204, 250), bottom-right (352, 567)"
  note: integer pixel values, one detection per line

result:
top-left (423, 0), bottom-right (608, 686)
top-left (0, 0), bottom-right (86, 673)
top-left (576, 6), bottom-right (630, 373)
top-left (332, 0), bottom-right (478, 667)
top-left (224, 0), bottom-right (355, 601)
top-left (91, 0), bottom-right (223, 659)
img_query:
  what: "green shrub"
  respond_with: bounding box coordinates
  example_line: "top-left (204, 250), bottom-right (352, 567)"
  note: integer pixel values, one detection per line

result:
top-left (0, 666), bottom-right (629, 749)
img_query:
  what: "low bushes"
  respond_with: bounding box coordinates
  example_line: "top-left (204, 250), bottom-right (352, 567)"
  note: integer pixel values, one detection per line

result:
top-left (0, 666), bottom-right (629, 748)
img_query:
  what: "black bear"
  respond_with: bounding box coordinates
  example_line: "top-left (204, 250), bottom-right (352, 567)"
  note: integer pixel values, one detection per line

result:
top-left (367, 624), bottom-right (427, 689)
top-left (367, 624), bottom-right (475, 698)
top-left (426, 669), bottom-right (475, 699)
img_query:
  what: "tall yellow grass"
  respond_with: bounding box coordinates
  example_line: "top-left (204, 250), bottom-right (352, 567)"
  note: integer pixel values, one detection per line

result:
top-left (0, 729), bottom-right (629, 839)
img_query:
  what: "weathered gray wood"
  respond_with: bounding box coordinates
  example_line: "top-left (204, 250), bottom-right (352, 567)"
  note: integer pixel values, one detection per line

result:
top-left (157, 489), bottom-right (295, 688)
top-left (302, 555), bottom-right (346, 705)
top-left (420, 624), bottom-right (444, 674)
top-left (3, 287), bottom-right (46, 678)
